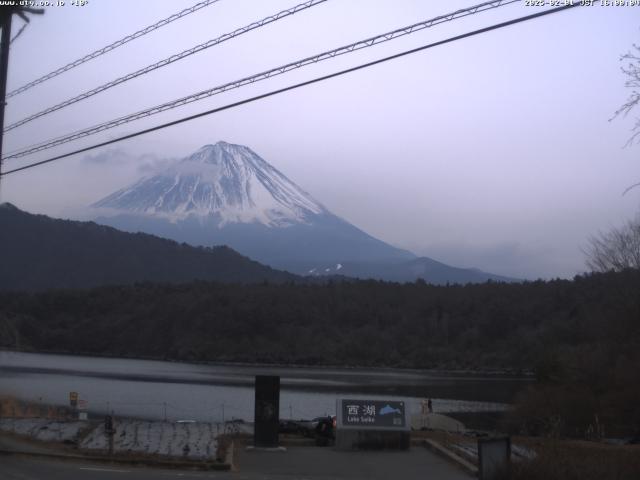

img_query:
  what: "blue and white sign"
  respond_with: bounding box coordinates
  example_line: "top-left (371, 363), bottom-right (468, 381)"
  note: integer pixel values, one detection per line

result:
top-left (339, 399), bottom-right (406, 428)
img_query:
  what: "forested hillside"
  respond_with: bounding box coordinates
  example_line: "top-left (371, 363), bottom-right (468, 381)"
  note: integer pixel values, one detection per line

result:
top-left (1, 270), bottom-right (637, 371)
top-left (0, 203), bottom-right (297, 290)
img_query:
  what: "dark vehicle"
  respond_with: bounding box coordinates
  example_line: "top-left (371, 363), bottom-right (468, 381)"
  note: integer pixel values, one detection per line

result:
top-left (314, 415), bottom-right (336, 446)
top-left (295, 416), bottom-right (323, 437)
top-left (288, 416), bottom-right (336, 439)
top-left (278, 419), bottom-right (303, 434)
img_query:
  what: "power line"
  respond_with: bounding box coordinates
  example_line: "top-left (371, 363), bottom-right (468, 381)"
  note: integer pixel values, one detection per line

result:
top-left (3, 0), bottom-right (327, 133)
top-left (0, 3), bottom-right (581, 178)
top-left (5, 0), bottom-right (222, 99)
top-left (4, 0), bottom-right (328, 133)
top-left (3, 0), bottom-right (520, 159)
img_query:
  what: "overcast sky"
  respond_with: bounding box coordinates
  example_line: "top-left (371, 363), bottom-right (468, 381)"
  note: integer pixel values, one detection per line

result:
top-left (1, 0), bottom-right (638, 279)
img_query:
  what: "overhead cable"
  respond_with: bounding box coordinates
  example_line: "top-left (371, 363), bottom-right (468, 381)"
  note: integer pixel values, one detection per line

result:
top-left (4, 0), bottom-right (328, 133)
top-left (0, 3), bottom-right (581, 177)
top-left (3, 0), bottom-right (520, 158)
top-left (6, 0), bottom-right (222, 99)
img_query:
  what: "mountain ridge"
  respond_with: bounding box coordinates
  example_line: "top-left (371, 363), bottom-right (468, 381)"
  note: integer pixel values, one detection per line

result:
top-left (94, 141), bottom-right (416, 268)
top-left (92, 142), bottom-right (518, 284)
top-left (0, 203), bottom-right (298, 291)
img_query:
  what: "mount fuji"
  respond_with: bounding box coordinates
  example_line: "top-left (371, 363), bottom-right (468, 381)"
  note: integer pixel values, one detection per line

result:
top-left (93, 142), bottom-right (515, 283)
top-left (95, 141), bottom-right (327, 228)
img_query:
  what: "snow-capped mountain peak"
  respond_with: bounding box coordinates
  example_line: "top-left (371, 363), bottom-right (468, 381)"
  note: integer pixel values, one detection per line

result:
top-left (93, 141), bottom-right (326, 227)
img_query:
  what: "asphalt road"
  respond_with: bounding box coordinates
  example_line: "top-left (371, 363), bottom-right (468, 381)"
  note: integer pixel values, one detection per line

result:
top-left (0, 456), bottom-right (227, 480)
top-left (0, 448), bottom-right (472, 480)
top-left (237, 446), bottom-right (472, 479)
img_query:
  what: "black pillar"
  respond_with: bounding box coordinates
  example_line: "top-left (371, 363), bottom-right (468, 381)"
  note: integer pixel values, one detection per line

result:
top-left (254, 375), bottom-right (280, 447)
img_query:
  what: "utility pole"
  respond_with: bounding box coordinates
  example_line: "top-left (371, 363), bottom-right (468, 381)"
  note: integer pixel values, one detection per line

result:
top-left (0, 6), bottom-right (43, 182)
top-left (0, 7), bottom-right (13, 179)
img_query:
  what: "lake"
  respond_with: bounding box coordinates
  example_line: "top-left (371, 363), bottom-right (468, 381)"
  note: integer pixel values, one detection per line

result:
top-left (0, 351), bottom-right (530, 422)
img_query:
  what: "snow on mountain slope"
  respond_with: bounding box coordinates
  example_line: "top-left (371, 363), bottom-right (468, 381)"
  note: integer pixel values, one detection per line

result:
top-left (93, 141), bottom-right (326, 227)
top-left (92, 141), bottom-right (424, 275)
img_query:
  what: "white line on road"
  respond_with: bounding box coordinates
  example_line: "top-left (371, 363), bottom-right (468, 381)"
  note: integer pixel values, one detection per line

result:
top-left (79, 467), bottom-right (132, 473)
top-left (77, 465), bottom-right (220, 477)
top-left (152, 472), bottom-right (216, 478)
top-left (157, 473), bottom-right (219, 478)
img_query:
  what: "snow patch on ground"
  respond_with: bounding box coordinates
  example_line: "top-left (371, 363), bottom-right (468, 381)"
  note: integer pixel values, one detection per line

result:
top-left (0, 418), bottom-right (87, 443)
top-left (80, 420), bottom-right (218, 459)
top-left (0, 418), bottom-right (254, 460)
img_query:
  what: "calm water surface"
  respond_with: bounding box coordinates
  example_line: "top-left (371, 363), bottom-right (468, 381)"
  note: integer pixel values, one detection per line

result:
top-left (0, 351), bottom-right (530, 422)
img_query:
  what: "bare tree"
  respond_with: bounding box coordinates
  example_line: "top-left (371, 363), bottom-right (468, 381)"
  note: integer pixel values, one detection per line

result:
top-left (613, 43), bottom-right (640, 144)
top-left (612, 43), bottom-right (640, 195)
top-left (585, 216), bottom-right (640, 272)
top-left (587, 42), bottom-right (640, 272)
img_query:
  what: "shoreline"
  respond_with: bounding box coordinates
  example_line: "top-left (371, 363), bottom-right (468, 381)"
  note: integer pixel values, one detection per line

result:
top-left (0, 348), bottom-right (534, 379)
